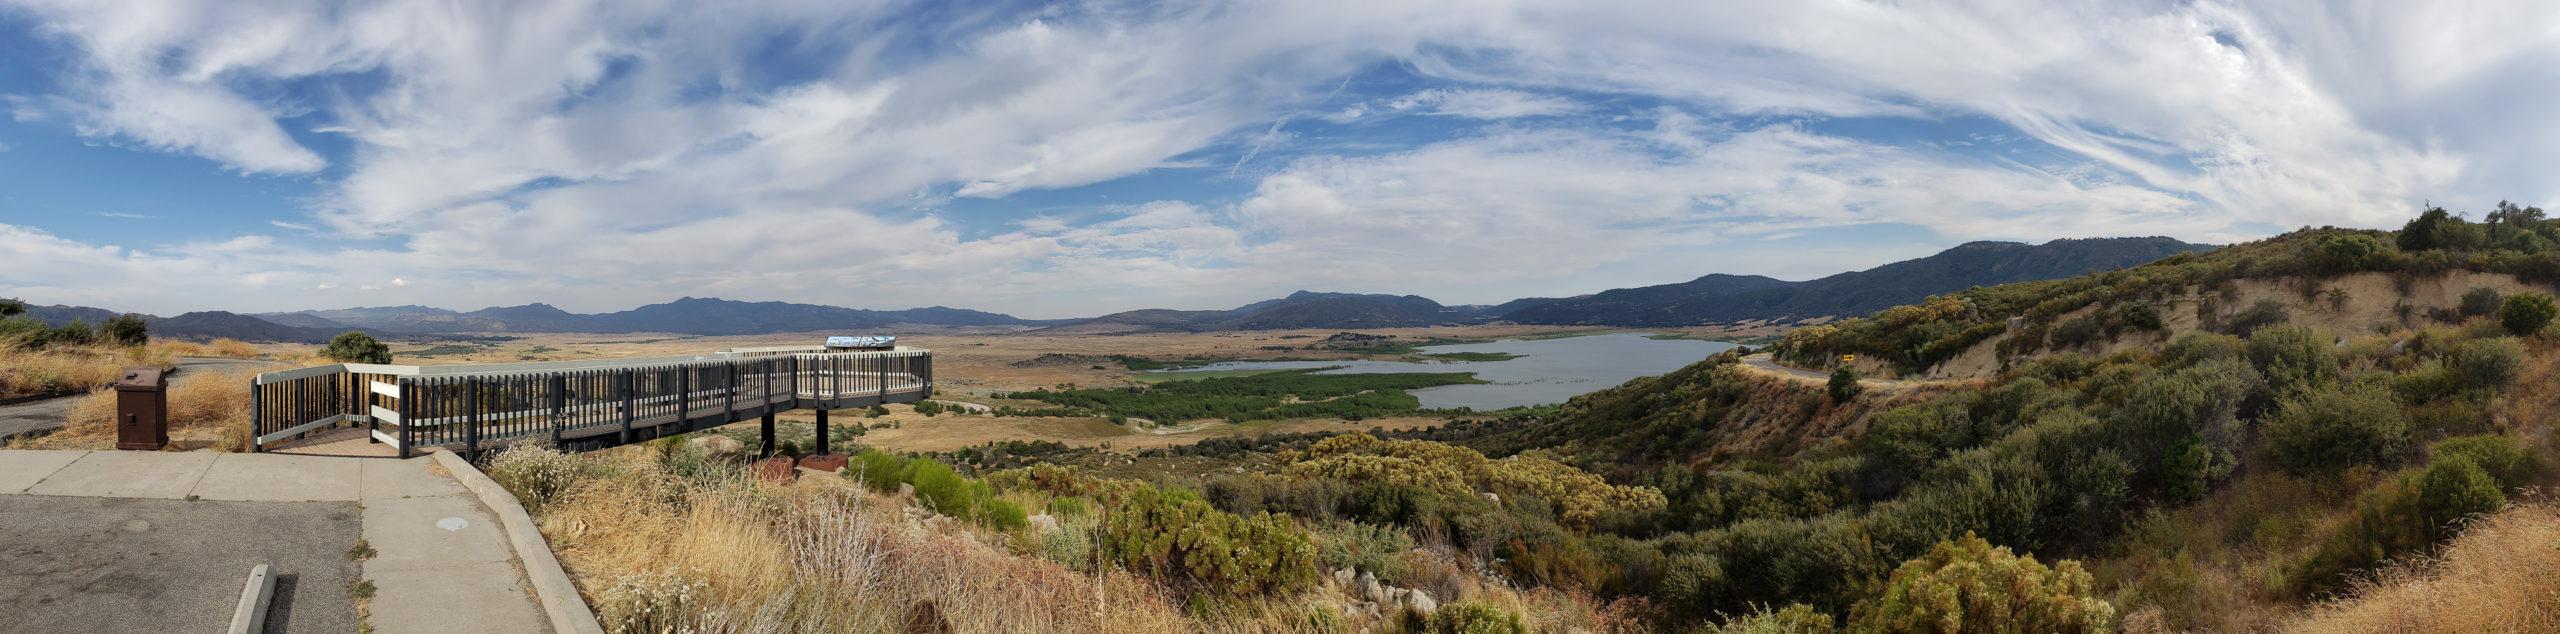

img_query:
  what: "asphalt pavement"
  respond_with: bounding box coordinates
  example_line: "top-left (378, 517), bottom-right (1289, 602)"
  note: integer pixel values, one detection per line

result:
top-left (0, 495), bottom-right (360, 633)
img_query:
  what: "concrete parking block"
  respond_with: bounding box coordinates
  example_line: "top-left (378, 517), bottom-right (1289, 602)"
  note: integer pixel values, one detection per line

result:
top-left (360, 456), bottom-right (467, 502)
top-left (191, 453), bottom-right (362, 502)
top-left (0, 450), bottom-right (89, 493)
top-left (25, 450), bottom-right (217, 499)
top-left (363, 560), bottom-right (545, 634)
top-left (362, 494), bottom-right (514, 572)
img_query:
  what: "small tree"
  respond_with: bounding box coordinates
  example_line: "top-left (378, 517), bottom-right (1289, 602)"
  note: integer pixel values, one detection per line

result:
top-left (323, 331), bottom-right (393, 364)
top-left (1828, 367), bottom-right (1863, 403)
top-left (1849, 533), bottom-right (2114, 633)
top-left (2500, 293), bottom-right (2557, 336)
top-left (0, 297), bottom-right (23, 317)
top-left (103, 313), bottom-right (149, 347)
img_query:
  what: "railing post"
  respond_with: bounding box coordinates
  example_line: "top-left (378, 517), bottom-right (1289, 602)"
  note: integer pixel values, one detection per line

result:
top-left (397, 380), bottom-right (414, 460)
top-left (249, 380), bottom-right (264, 453)
top-left (725, 361), bottom-right (738, 422)
top-left (619, 368), bottom-right (635, 444)
top-left (677, 365), bottom-right (691, 427)
top-left (465, 376), bottom-right (483, 462)
top-left (550, 373), bottom-right (567, 445)
top-left (815, 407), bottom-right (829, 457)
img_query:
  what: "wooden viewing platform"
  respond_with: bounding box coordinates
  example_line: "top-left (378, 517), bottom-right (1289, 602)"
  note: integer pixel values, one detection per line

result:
top-left (250, 346), bottom-right (931, 458)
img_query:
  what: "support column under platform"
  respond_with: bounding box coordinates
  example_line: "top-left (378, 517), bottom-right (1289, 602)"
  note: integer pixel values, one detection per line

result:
top-left (760, 412), bottom-right (776, 458)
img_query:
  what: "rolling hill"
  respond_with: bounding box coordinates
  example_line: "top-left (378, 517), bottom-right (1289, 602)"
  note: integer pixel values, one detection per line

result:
top-left (1502, 237), bottom-right (2216, 326)
top-left (1064, 291), bottom-right (1484, 332)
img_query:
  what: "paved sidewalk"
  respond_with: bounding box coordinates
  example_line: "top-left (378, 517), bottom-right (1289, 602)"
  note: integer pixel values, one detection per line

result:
top-left (0, 450), bottom-right (550, 633)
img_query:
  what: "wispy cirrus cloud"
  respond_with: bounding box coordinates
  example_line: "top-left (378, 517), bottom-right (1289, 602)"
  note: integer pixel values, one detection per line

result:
top-left (0, 0), bottom-right (2553, 316)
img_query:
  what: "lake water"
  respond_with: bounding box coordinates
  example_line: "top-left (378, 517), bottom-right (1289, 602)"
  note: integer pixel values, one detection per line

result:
top-left (1154, 332), bottom-right (1739, 410)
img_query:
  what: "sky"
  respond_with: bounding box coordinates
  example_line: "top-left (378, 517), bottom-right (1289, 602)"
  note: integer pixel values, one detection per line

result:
top-left (0, 1), bottom-right (2554, 319)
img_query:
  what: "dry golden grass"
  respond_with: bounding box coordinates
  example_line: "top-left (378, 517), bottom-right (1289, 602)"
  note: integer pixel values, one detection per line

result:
top-left (207, 338), bottom-right (263, 358)
top-left (2283, 502), bottom-right (2560, 633)
top-left (532, 449), bottom-right (1193, 633)
top-left (149, 340), bottom-right (208, 356)
top-left (15, 366), bottom-right (256, 451)
top-left (0, 343), bottom-right (174, 399)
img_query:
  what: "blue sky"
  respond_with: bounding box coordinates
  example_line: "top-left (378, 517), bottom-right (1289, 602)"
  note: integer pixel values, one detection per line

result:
top-left (1, 1), bottom-right (2554, 318)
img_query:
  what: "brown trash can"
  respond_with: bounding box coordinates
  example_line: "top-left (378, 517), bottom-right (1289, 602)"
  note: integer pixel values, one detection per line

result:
top-left (115, 367), bottom-right (168, 450)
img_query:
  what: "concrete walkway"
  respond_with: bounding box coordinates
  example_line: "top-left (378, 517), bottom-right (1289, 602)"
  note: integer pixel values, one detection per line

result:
top-left (0, 450), bottom-right (550, 633)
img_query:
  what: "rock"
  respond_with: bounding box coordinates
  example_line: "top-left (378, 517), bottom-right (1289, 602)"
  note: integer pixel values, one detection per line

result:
top-left (689, 434), bottom-right (744, 457)
top-left (897, 482), bottom-right (916, 498)
top-left (797, 453), bottom-right (847, 473)
top-left (1028, 513), bottom-right (1062, 534)
top-left (1405, 589), bottom-right (1437, 614)
top-left (1481, 491), bottom-right (1500, 504)
top-left (1357, 572), bottom-right (1387, 604)
top-left (1331, 568), bottom-right (1355, 589)
top-left (751, 456), bottom-right (797, 483)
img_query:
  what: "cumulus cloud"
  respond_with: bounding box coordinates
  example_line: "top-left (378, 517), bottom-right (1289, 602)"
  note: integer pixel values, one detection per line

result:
top-left (0, 0), bottom-right (2554, 316)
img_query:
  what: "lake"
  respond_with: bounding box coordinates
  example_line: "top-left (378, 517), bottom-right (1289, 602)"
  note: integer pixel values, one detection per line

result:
top-left (1152, 332), bottom-right (1739, 410)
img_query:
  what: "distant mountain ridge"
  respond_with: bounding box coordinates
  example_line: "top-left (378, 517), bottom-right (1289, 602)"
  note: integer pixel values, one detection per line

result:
top-left (1066, 291), bottom-right (1487, 332)
top-left (263, 297), bottom-right (1073, 336)
top-left (1501, 237), bottom-right (2215, 326)
top-left (13, 236), bottom-right (2214, 341)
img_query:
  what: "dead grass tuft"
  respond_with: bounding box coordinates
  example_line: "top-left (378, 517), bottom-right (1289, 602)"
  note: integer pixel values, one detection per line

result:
top-left (530, 448), bottom-right (1191, 633)
top-left (0, 344), bottom-right (174, 400)
top-left (15, 366), bottom-right (255, 451)
top-left (207, 338), bottom-right (263, 358)
top-left (2284, 501), bottom-right (2560, 632)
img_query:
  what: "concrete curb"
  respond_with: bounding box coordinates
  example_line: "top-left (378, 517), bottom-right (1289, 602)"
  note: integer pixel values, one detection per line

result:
top-left (429, 450), bottom-right (605, 634)
top-left (227, 564), bottom-right (274, 634)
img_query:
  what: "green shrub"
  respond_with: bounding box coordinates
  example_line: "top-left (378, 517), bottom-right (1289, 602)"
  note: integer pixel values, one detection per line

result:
top-left (2460, 287), bottom-right (2505, 317)
top-left (909, 458), bottom-right (977, 515)
top-left (322, 331), bottom-right (392, 364)
top-left (2261, 384), bottom-right (2410, 476)
top-left (2445, 337), bottom-right (2522, 391)
top-left (2115, 300), bottom-right (2163, 331)
top-left (2304, 233), bottom-right (2390, 274)
top-left (1828, 367), bottom-right (1862, 403)
top-left (2049, 316), bottom-right (2103, 348)
top-left (2224, 299), bottom-right (2290, 336)
top-left (102, 313), bottom-right (147, 346)
top-left (2389, 362), bottom-right (2460, 404)
top-left (2431, 435), bottom-right (2537, 487)
top-left (982, 498), bottom-right (1030, 531)
top-left (2417, 455), bottom-right (2503, 532)
top-left (487, 445), bottom-right (601, 512)
top-left (852, 449), bottom-right (906, 492)
top-left (1707, 604), bottom-right (1837, 634)
top-left (1315, 521), bottom-right (1413, 582)
top-left (1846, 533), bottom-right (2112, 633)
top-left (2244, 325), bottom-right (2337, 395)
top-left (1421, 601), bottom-right (1526, 634)
top-left (1102, 484), bottom-right (1317, 598)
top-left (2500, 292), bottom-right (2557, 336)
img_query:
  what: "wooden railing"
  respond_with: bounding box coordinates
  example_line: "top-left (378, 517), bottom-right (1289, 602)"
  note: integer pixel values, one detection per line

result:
top-left (251, 348), bottom-right (931, 458)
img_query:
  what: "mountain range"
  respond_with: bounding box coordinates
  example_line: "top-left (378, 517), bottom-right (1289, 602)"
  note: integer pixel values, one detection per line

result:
top-left (1500, 237), bottom-right (2217, 326)
top-left (12, 236), bottom-right (2211, 342)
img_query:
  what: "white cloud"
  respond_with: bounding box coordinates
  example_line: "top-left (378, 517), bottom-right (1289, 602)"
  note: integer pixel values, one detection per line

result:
top-left (2, 1), bottom-right (2556, 316)
top-left (1383, 89), bottom-right (1582, 119)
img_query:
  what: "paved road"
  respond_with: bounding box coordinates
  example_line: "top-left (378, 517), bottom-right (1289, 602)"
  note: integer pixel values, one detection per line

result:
top-left (0, 357), bottom-right (279, 440)
top-left (0, 450), bottom-right (551, 633)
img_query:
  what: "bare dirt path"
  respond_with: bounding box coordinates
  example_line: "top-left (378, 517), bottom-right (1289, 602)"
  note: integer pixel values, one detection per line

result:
top-left (1735, 353), bottom-right (1959, 390)
top-left (0, 357), bottom-right (280, 440)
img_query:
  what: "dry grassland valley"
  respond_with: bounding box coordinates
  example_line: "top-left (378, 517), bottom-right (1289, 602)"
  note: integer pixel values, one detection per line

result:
top-left (13, 208), bottom-right (2560, 633)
